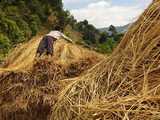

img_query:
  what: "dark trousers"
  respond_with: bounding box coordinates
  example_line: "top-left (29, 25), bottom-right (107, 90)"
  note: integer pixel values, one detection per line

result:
top-left (36, 36), bottom-right (56, 57)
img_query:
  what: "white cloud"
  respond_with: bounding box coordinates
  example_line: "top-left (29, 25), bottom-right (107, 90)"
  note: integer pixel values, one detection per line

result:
top-left (63, 0), bottom-right (81, 4)
top-left (64, 0), bottom-right (98, 4)
top-left (70, 0), bottom-right (152, 28)
top-left (88, 1), bottom-right (111, 8)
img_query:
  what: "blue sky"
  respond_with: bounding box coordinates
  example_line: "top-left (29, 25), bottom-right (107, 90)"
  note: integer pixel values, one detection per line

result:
top-left (63, 0), bottom-right (152, 28)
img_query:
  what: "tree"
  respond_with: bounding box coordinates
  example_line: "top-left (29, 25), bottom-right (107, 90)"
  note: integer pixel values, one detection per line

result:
top-left (0, 17), bottom-right (25, 44)
top-left (108, 25), bottom-right (117, 36)
top-left (75, 20), bottom-right (100, 45)
top-left (99, 32), bottom-right (109, 44)
top-left (98, 38), bottom-right (117, 53)
top-left (114, 33), bottom-right (124, 42)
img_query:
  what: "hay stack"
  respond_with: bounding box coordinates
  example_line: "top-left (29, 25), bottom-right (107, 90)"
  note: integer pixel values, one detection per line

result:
top-left (0, 34), bottom-right (103, 72)
top-left (0, 32), bottom-right (103, 119)
top-left (0, 59), bottom-right (65, 120)
top-left (51, 1), bottom-right (160, 119)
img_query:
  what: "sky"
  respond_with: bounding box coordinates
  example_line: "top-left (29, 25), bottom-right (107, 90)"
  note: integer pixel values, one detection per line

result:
top-left (63, 0), bottom-right (152, 28)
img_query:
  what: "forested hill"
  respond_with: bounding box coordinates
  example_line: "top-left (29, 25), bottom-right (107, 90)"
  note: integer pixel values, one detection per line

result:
top-left (0, 0), bottom-right (69, 57)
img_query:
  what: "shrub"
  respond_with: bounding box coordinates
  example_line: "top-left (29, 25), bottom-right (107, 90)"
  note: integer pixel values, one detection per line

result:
top-left (0, 34), bottom-right (11, 55)
top-left (16, 19), bottom-right (32, 40)
top-left (0, 17), bottom-right (25, 44)
top-left (29, 15), bottom-right (41, 36)
top-left (98, 38), bottom-right (117, 53)
top-left (99, 32), bottom-right (109, 44)
top-left (5, 6), bottom-right (19, 16)
top-left (114, 33), bottom-right (124, 42)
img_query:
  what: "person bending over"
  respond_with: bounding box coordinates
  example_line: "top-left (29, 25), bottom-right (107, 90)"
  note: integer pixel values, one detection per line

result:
top-left (36, 26), bottom-right (73, 57)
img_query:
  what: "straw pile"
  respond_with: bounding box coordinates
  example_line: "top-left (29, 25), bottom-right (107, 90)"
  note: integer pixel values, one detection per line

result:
top-left (0, 67), bottom-right (60, 120)
top-left (0, 56), bottom-right (102, 120)
top-left (0, 29), bottom-right (103, 119)
top-left (0, 32), bottom-right (103, 72)
top-left (51, 1), bottom-right (160, 120)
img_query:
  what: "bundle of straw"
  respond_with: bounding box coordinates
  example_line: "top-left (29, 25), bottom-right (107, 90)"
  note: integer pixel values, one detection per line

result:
top-left (51, 1), bottom-right (160, 119)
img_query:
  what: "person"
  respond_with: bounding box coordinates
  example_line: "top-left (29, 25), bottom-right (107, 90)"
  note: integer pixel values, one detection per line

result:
top-left (36, 26), bottom-right (73, 57)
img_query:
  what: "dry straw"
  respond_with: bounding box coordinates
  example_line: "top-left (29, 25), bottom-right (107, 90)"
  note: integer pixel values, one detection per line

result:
top-left (0, 56), bottom-right (102, 120)
top-left (0, 38), bottom-right (102, 119)
top-left (51, 1), bottom-right (160, 120)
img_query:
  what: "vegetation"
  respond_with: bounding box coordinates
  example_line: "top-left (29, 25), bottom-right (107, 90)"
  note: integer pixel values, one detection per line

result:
top-left (74, 20), bottom-right (99, 45)
top-left (97, 27), bottom-right (124, 53)
top-left (98, 38), bottom-right (117, 53)
top-left (73, 20), bottom-right (124, 53)
top-left (0, 34), bottom-right (11, 59)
